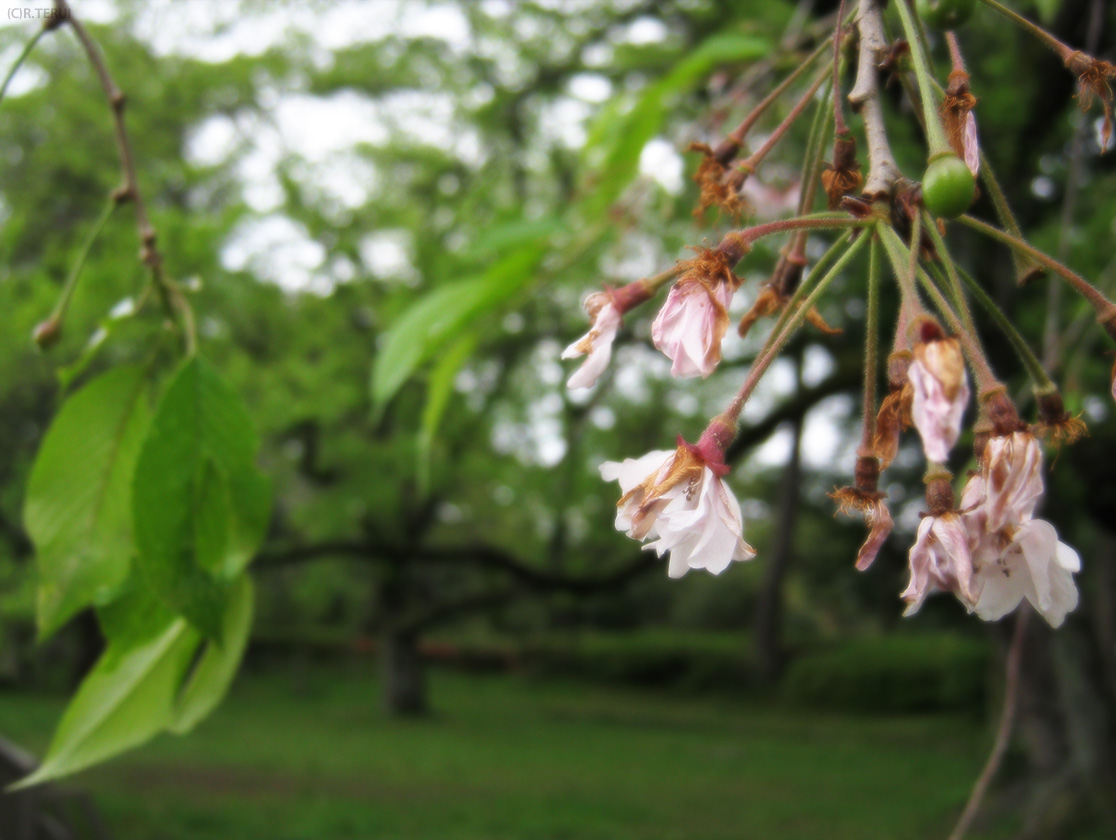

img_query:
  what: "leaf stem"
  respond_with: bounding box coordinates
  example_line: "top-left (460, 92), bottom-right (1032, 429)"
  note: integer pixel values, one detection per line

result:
top-left (721, 230), bottom-right (870, 426)
top-left (976, 0), bottom-right (1072, 60)
top-left (736, 63), bottom-right (833, 175)
top-left (861, 236), bottom-right (881, 450)
top-left (880, 224), bottom-right (1002, 393)
top-left (50, 199), bottom-right (118, 325)
top-left (712, 37), bottom-right (834, 166)
top-left (951, 264), bottom-right (1055, 390)
top-left (0, 26), bottom-right (45, 106)
top-left (958, 215), bottom-right (1116, 324)
top-left (892, 0), bottom-right (952, 158)
top-left (769, 230), bottom-right (855, 341)
top-left (920, 210), bottom-right (976, 337)
top-left (976, 152), bottom-right (1044, 284)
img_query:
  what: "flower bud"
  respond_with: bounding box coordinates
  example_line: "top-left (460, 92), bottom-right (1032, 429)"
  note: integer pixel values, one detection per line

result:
top-left (32, 318), bottom-right (62, 350)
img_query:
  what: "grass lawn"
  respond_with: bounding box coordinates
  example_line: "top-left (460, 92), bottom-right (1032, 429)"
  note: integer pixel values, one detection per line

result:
top-left (0, 662), bottom-right (998, 840)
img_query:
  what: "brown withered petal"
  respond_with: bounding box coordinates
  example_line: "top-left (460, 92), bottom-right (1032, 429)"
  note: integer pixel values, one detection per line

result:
top-left (737, 285), bottom-right (783, 338)
top-left (688, 142), bottom-right (748, 222)
top-left (829, 485), bottom-right (878, 517)
top-left (677, 245), bottom-right (743, 292)
top-left (912, 338), bottom-right (966, 402)
top-left (940, 72), bottom-right (978, 165)
top-left (1035, 415), bottom-right (1088, 447)
top-left (821, 135), bottom-right (863, 210)
top-left (804, 306), bottom-right (843, 335)
top-left (829, 488), bottom-right (891, 571)
top-left (1069, 54), bottom-right (1116, 150)
top-left (873, 385), bottom-right (913, 469)
top-left (856, 501), bottom-right (893, 572)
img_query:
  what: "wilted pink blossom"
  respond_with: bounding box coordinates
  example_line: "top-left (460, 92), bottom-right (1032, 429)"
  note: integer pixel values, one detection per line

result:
top-left (908, 337), bottom-right (970, 462)
top-left (958, 445), bottom-right (1080, 628)
top-left (651, 278), bottom-right (734, 379)
top-left (971, 519), bottom-right (1080, 628)
top-left (561, 292), bottom-right (622, 390)
top-left (601, 443), bottom-right (755, 578)
top-left (901, 513), bottom-right (976, 616)
top-left (981, 431), bottom-right (1044, 533)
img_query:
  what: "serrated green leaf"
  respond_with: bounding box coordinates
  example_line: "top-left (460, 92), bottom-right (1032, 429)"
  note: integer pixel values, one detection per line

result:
top-left (169, 576), bottom-right (253, 734)
top-left (133, 356), bottom-right (270, 638)
top-left (371, 241), bottom-right (549, 414)
top-left (10, 616), bottom-right (201, 789)
top-left (25, 366), bottom-right (152, 640)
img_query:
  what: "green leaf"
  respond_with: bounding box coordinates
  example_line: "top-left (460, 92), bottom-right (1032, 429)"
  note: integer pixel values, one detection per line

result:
top-left (97, 583), bottom-right (178, 648)
top-left (417, 333), bottom-right (477, 493)
top-left (225, 467), bottom-right (272, 576)
top-left (459, 216), bottom-right (562, 263)
top-left (25, 366), bottom-right (152, 640)
top-left (11, 616), bottom-right (201, 789)
top-left (132, 356), bottom-right (270, 638)
top-left (371, 240), bottom-right (549, 414)
top-left (169, 576), bottom-right (254, 734)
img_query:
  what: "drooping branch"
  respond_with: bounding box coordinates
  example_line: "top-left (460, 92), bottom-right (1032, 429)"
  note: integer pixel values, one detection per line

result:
top-left (258, 539), bottom-right (658, 595)
top-left (50, 0), bottom-right (193, 349)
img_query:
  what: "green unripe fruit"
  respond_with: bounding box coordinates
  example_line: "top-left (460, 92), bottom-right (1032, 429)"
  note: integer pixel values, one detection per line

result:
top-left (921, 154), bottom-right (975, 219)
top-left (915, 0), bottom-right (976, 30)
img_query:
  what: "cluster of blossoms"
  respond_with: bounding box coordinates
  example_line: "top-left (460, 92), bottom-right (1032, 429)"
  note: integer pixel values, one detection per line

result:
top-left (561, 0), bottom-right (1115, 628)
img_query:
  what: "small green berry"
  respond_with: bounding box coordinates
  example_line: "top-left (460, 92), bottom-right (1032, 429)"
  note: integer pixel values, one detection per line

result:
top-left (922, 154), bottom-right (976, 219)
top-left (915, 0), bottom-right (976, 30)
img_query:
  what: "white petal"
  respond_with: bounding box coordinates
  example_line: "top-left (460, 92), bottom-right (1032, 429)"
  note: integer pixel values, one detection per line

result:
top-left (973, 564), bottom-right (1026, 621)
top-left (600, 450), bottom-right (673, 491)
top-left (563, 304), bottom-right (621, 389)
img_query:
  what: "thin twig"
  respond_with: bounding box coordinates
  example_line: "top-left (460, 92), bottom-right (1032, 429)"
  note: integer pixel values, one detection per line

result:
top-left (948, 607), bottom-right (1031, 840)
top-left (849, 0), bottom-right (900, 196)
top-left (51, 0), bottom-right (194, 352)
top-left (1044, 0), bottom-right (1105, 369)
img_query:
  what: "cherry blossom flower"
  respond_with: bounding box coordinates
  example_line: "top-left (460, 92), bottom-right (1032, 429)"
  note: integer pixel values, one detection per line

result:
top-left (970, 519), bottom-right (1080, 628)
top-left (958, 439), bottom-right (1081, 628)
top-left (561, 292), bottom-right (622, 390)
top-left (651, 278), bottom-right (735, 379)
top-left (901, 513), bottom-right (976, 616)
top-left (600, 442), bottom-right (755, 578)
top-left (908, 336), bottom-right (969, 462)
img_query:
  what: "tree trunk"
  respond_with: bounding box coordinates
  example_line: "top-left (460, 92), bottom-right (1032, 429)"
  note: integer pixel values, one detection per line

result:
top-left (379, 629), bottom-right (427, 717)
top-left (753, 409), bottom-right (804, 685)
top-left (374, 559), bottom-right (429, 716)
